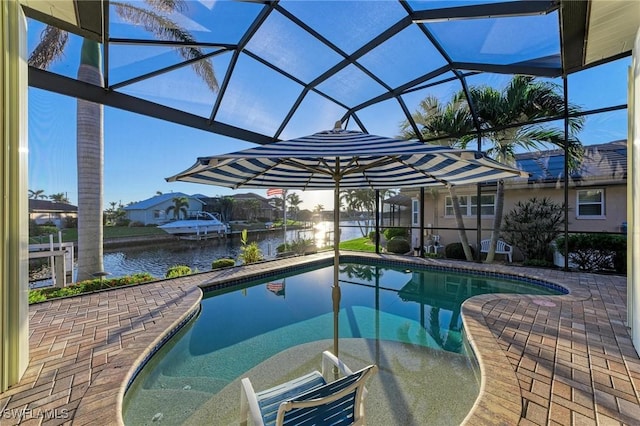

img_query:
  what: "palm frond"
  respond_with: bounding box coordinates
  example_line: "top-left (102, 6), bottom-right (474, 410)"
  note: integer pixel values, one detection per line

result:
top-left (28, 26), bottom-right (68, 69)
top-left (144, 0), bottom-right (186, 13)
top-left (113, 2), bottom-right (218, 92)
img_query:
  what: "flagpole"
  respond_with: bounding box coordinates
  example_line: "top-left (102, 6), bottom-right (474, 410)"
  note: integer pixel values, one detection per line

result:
top-left (283, 190), bottom-right (287, 247)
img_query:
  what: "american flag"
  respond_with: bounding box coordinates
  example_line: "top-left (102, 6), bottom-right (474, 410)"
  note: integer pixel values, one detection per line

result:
top-left (267, 188), bottom-right (284, 197)
top-left (266, 281), bottom-right (285, 297)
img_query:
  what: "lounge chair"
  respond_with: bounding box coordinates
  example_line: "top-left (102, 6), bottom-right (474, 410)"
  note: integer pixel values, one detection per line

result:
top-left (240, 351), bottom-right (378, 426)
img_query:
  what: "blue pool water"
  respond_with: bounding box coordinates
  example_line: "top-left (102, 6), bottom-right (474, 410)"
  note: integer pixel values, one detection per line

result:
top-left (123, 262), bottom-right (563, 425)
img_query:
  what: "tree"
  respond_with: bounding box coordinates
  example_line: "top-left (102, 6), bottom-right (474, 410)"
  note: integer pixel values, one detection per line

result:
top-left (166, 196), bottom-right (189, 220)
top-left (105, 201), bottom-right (127, 226)
top-left (29, 1), bottom-right (218, 281)
top-left (501, 197), bottom-right (565, 262)
top-left (28, 189), bottom-right (46, 199)
top-left (314, 204), bottom-right (324, 213)
top-left (48, 192), bottom-right (70, 203)
top-left (468, 76), bottom-right (584, 262)
top-left (340, 189), bottom-right (376, 237)
top-left (400, 95), bottom-right (476, 261)
top-left (286, 192), bottom-right (302, 221)
top-left (218, 196), bottom-right (235, 223)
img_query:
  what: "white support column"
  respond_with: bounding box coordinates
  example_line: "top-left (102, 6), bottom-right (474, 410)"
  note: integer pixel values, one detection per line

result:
top-left (0, 0), bottom-right (29, 391)
top-left (630, 27), bottom-right (640, 354)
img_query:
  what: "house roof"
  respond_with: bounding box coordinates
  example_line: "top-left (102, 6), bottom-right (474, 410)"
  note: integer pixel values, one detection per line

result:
top-left (516, 140), bottom-right (627, 183)
top-left (232, 193), bottom-right (268, 201)
top-left (29, 199), bottom-right (77, 212)
top-left (124, 192), bottom-right (205, 211)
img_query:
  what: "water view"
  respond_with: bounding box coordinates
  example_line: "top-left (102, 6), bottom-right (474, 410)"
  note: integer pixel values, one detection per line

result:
top-left (104, 221), bottom-right (369, 279)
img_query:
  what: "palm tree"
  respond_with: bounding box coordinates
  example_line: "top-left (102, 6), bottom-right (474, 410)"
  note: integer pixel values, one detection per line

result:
top-left (340, 190), bottom-right (359, 220)
top-left (166, 196), bottom-right (190, 220)
top-left (28, 189), bottom-right (46, 199)
top-left (48, 192), bottom-right (70, 203)
top-left (339, 189), bottom-right (377, 237)
top-left (286, 192), bottom-right (302, 221)
top-left (314, 204), bottom-right (324, 214)
top-left (469, 76), bottom-right (584, 262)
top-left (400, 95), bottom-right (476, 261)
top-left (29, 1), bottom-right (218, 281)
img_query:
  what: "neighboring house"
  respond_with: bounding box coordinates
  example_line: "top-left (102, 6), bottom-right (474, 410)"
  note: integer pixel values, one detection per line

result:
top-left (233, 193), bottom-right (278, 221)
top-left (124, 192), bottom-right (206, 225)
top-left (29, 199), bottom-right (78, 228)
top-left (409, 140), bottom-right (627, 251)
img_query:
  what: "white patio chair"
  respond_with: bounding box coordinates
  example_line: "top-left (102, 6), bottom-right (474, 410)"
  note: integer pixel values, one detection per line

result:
top-left (240, 351), bottom-right (377, 426)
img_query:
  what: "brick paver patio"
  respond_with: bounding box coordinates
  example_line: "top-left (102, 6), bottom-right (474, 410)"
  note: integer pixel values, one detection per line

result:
top-left (0, 252), bottom-right (638, 425)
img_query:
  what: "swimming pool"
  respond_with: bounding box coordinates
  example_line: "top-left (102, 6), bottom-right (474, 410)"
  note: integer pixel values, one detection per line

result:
top-left (123, 261), bottom-right (564, 425)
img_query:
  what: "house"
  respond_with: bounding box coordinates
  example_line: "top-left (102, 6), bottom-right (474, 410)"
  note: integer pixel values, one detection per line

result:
top-left (199, 193), bottom-right (278, 222)
top-left (409, 140), bottom-right (627, 252)
top-left (29, 199), bottom-right (77, 228)
top-left (124, 193), bottom-right (206, 225)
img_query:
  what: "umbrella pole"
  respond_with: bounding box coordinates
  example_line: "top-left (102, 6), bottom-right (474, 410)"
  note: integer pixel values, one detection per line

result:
top-left (332, 176), bottom-right (341, 379)
top-left (332, 175), bottom-right (341, 359)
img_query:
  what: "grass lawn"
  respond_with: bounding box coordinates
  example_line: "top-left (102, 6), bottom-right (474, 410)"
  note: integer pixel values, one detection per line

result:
top-left (339, 237), bottom-right (377, 252)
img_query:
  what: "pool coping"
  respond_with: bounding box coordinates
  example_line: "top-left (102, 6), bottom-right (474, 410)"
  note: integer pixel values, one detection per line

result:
top-left (2, 251), bottom-right (638, 425)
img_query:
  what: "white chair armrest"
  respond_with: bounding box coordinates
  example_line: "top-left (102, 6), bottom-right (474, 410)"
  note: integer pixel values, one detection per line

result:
top-left (240, 377), bottom-right (265, 426)
top-left (321, 350), bottom-right (354, 380)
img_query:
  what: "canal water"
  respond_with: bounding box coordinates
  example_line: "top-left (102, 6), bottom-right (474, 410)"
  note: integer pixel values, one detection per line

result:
top-left (101, 220), bottom-right (372, 279)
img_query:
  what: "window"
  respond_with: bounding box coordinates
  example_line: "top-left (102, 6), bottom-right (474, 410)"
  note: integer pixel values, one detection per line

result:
top-left (412, 199), bottom-right (419, 226)
top-left (445, 196), bottom-right (467, 216)
top-left (445, 194), bottom-right (494, 217)
top-left (577, 189), bottom-right (605, 218)
top-left (471, 195), bottom-right (495, 216)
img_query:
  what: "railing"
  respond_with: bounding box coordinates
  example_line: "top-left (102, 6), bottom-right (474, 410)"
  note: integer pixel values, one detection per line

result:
top-left (29, 232), bottom-right (74, 287)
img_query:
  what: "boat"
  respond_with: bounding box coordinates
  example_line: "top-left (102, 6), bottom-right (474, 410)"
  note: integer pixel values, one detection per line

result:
top-left (158, 212), bottom-right (229, 239)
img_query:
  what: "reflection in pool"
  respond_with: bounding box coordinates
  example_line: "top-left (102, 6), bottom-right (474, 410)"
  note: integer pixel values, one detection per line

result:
top-left (123, 262), bottom-right (563, 425)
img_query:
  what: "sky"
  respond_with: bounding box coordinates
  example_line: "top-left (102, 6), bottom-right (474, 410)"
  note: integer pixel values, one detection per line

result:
top-left (26, 4), bottom-right (631, 211)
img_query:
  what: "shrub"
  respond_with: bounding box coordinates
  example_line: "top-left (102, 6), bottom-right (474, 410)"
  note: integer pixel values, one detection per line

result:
top-left (240, 242), bottom-right (263, 264)
top-left (116, 217), bottom-right (131, 227)
top-left (28, 273), bottom-right (154, 304)
top-left (555, 233), bottom-right (626, 273)
top-left (276, 242), bottom-right (292, 253)
top-left (386, 237), bottom-right (410, 254)
top-left (501, 197), bottom-right (564, 261)
top-left (165, 265), bottom-right (192, 278)
top-left (290, 238), bottom-right (317, 255)
top-left (129, 221), bottom-right (145, 227)
top-left (384, 227), bottom-right (408, 240)
top-left (31, 225), bottom-right (59, 236)
top-left (239, 229), bottom-right (263, 264)
top-left (211, 258), bottom-right (235, 269)
top-left (64, 216), bottom-right (78, 228)
top-left (445, 242), bottom-right (475, 260)
top-left (368, 231), bottom-right (377, 241)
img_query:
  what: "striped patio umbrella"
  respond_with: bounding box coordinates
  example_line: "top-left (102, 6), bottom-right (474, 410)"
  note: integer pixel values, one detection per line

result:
top-left (167, 126), bottom-right (527, 356)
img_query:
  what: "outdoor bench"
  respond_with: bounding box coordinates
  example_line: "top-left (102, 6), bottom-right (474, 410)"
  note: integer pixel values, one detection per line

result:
top-left (480, 239), bottom-right (513, 262)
